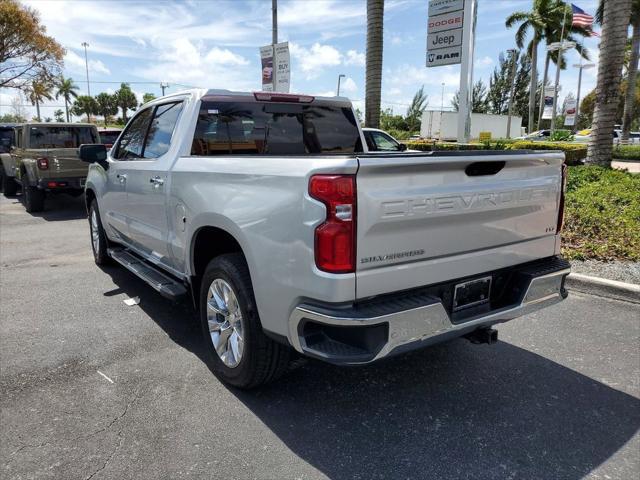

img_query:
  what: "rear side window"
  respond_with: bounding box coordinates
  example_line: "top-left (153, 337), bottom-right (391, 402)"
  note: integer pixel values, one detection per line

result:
top-left (99, 131), bottom-right (121, 145)
top-left (144, 102), bottom-right (184, 158)
top-left (28, 126), bottom-right (97, 148)
top-left (191, 101), bottom-right (361, 155)
top-left (0, 128), bottom-right (14, 153)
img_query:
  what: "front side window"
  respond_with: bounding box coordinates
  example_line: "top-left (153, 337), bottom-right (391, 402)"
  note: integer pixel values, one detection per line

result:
top-left (144, 102), bottom-right (184, 158)
top-left (113, 109), bottom-right (153, 160)
top-left (370, 131), bottom-right (401, 151)
top-left (28, 126), bottom-right (97, 148)
top-left (191, 101), bottom-right (361, 155)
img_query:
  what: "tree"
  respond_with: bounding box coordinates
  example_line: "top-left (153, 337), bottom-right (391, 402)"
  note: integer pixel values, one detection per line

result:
top-left (142, 93), bottom-right (156, 105)
top-left (379, 108), bottom-right (408, 131)
top-left (365, 0), bottom-right (384, 128)
top-left (405, 86), bottom-right (428, 131)
top-left (55, 77), bottom-right (79, 122)
top-left (53, 109), bottom-right (64, 122)
top-left (115, 83), bottom-right (138, 123)
top-left (621, 0), bottom-right (640, 142)
top-left (0, 113), bottom-right (25, 123)
top-left (452, 80), bottom-right (489, 113)
top-left (0, 0), bottom-right (64, 89)
top-left (71, 95), bottom-right (97, 122)
top-left (95, 92), bottom-right (118, 126)
top-left (44, 117), bottom-right (52, 122)
top-left (587, 0), bottom-right (633, 165)
top-left (25, 79), bottom-right (53, 121)
top-left (506, 0), bottom-right (567, 133)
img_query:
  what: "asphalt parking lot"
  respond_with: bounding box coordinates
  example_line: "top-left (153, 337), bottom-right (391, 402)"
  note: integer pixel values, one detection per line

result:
top-left (1, 193), bottom-right (639, 480)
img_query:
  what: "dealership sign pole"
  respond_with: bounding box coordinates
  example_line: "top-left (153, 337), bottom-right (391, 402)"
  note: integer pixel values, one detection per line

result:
top-left (426, 0), bottom-right (476, 143)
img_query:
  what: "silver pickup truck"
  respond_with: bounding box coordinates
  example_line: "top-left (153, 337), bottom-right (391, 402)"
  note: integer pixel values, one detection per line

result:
top-left (81, 89), bottom-right (570, 388)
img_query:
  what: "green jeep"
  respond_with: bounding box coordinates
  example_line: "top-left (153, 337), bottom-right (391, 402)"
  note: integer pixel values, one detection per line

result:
top-left (8, 123), bottom-right (99, 212)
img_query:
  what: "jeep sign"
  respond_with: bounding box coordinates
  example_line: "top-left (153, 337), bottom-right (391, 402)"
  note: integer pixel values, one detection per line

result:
top-left (427, 28), bottom-right (463, 49)
top-left (426, 46), bottom-right (462, 67)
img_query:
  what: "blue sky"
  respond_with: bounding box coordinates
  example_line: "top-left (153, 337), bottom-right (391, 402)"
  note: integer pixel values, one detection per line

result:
top-left (2, 0), bottom-right (602, 121)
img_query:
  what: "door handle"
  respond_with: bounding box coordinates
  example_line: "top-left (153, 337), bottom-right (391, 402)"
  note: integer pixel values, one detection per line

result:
top-left (149, 176), bottom-right (164, 186)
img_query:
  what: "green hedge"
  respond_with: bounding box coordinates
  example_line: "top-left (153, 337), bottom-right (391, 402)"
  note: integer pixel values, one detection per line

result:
top-left (507, 141), bottom-right (587, 165)
top-left (563, 166), bottom-right (640, 261)
top-left (613, 145), bottom-right (640, 160)
top-left (404, 140), bottom-right (587, 165)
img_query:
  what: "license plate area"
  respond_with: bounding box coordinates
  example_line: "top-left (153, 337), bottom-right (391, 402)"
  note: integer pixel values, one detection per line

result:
top-left (453, 276), bottom-right (492, 312)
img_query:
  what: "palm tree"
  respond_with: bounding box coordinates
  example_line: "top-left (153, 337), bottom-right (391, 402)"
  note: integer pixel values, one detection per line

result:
top-left (26, 80), bottom-right (54, 121)
top-left (621, 0), bottom-right (640, 143)
top-left (587, 0), bottom-right (633, 165)
top-left (55, 77), bottom-right (79, 122)
top-left (365, 0), bottom-right (384, 128)
top-left (506, 0), bottom-right (567, 133)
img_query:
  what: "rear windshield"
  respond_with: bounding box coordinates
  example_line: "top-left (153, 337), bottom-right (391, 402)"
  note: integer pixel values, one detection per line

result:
top-left (99, 131), bottom-right (121, 145)
top-left (191, 101), bottom-right (362, 155)
top-left (0, 128), bottom-right (14, 153)
top-left (28, 126), bottom-right (97, 149)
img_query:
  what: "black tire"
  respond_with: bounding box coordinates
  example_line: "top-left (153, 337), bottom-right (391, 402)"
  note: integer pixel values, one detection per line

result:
top-left (2, 169), bottom-right (18, 196)
top-left (199, 253), bottom-right (290, 389)
top-left (89, 201), bottom-right (110, 265)
top-left (23, 179), bottom-right (45, 212)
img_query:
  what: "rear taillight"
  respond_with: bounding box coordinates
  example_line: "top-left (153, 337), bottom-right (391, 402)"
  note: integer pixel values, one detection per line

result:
top-left (557, 163), bottom-right (568, 233)
top-left (309, 174), bottom-right (356, 273)
top-left (37, 157), bottom-right (49, 170)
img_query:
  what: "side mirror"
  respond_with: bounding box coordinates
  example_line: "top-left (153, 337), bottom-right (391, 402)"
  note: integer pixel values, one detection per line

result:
top-left (79, 144), bottom-right (107, 163)
top-left (398, 143), bottom-right (407, 151)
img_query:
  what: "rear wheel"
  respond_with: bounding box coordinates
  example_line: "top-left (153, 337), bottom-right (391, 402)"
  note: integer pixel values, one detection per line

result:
top-left (23, 178), bottom-right (45, 212)
top-left (199, 253), bottom-right (290, 389)
top-left (1, 168), bottom-right (18, 196)
top-left (89, 201), bottom-right (110, 265)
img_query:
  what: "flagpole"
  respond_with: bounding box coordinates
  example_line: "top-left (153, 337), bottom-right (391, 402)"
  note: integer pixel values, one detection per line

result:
top-left (550, 4), bottom-right (569, 135)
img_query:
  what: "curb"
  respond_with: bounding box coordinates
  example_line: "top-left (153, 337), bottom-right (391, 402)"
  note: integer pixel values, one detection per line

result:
top-left (566, 273), bottom-right (640, 303)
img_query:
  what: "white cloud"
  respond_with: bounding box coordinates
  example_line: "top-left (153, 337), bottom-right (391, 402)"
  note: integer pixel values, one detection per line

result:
top-left (205, 47), bottom-right (249, 66)
top-left (65, 50), bottom-right (111, 75)
top-left (345, 50), bottom-right (366, 67)
top-left (342, 77), bottom-right (358, 93)
top-left (475, 56), bottom-right (494, 68)
top-left (289, 43), bottom-right (342, 79)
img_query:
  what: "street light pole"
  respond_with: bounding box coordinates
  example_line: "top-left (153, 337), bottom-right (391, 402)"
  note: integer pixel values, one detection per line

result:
top-left (506, 49), bottom-right (518, 138)
top-left (439, 82), bottom-right (445, 142)
top-left (81, 42), bottom-right (91, 96)
top-left (160, 82), bottom-right (169, 96)
top-left (572, 62), bottom-right (595, 132)
top-left (336, 74), bottom-right (346, 96)
top-left (550, 4), bottom-right (569, 135)
top-left (272, 0), bottom-right (278, 91)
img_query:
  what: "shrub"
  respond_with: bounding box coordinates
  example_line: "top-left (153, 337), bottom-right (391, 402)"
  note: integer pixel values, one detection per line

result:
top-left (562, 166), bottom-right (640, 261)
top-left (508, 141), bottom-right (587, 165)
top-left (612, 145), bottom-right (640, 160)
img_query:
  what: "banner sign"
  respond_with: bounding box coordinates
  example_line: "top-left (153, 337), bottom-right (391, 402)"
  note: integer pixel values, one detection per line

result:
top-left (260, 42), bottom-right (290, 93)
top-left (564, 98), bottom-right (577, 126)
top-left (260, 45), bottom-right (274, 92)
top-left (542, 86), bottom-right (557, 120)
top-left (426, 0), bottom-right (464, 67)
top-left (274, 42), bottom-right (290, 93)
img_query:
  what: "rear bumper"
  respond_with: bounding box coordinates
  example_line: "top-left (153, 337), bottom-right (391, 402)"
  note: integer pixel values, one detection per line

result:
top-left (37, 177), bottom-right (85, 191)
top-left (288, 256), bottom-right (570, 364)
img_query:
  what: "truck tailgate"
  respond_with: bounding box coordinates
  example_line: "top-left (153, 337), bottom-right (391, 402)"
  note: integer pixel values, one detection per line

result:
top-left (46, 148), bottom-right (88, 178)
top-left (355, 151), bottom-right (564, 299)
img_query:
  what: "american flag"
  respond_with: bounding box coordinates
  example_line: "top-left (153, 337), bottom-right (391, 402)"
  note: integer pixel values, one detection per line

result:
top-left (571, 4), bottom-right (595, 28)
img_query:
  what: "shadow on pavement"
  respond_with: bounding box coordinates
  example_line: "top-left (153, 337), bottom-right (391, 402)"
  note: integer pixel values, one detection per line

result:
top-left (101, 264), bottom-right (640, 480)
top-left (15, 192), bottom-right (87, 221)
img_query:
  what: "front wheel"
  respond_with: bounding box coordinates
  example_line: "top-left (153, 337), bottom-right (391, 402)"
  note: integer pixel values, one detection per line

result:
top-left (199, 253), bottom-right (290, 389)
top-left (89, 201), bottom-right (110, 265)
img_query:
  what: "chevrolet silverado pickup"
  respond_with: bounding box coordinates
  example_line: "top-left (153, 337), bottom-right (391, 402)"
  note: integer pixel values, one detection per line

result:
top-left (3, 123), bottom-right (99, 211)
top-left (80, 89), bottom-right (570, 389)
